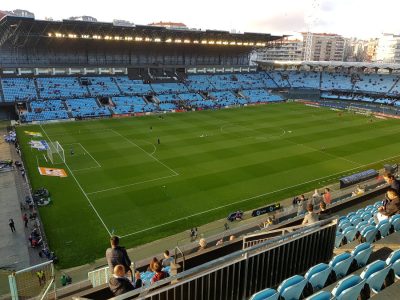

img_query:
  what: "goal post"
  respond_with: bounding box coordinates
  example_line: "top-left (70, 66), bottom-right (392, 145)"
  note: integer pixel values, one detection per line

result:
top-left (47, 141), bottom-right (65, 164)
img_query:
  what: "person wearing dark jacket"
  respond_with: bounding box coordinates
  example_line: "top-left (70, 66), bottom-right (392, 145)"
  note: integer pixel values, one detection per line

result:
top-left (109, 265), bottom-right (134, 296)
top-left (375, 188), bottom-right (400, 223)
top-left (106, 236), bottom-right (132, 274)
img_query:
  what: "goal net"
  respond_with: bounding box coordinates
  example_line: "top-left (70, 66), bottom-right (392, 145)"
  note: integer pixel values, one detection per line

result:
top-left (47, 141), bottom-right (65, 164)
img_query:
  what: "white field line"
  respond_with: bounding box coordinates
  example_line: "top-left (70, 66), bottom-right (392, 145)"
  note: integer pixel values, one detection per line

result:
top-left (86, 174), bottom-right (179, 195)
top-left (119, 152), bottom-right (400, 238)
top-left (110, 129), bottom-right (179, 176)
top-left (39, 124), bottom-right (112, 237)
top-left (63, 142), bottom-right (101, 168)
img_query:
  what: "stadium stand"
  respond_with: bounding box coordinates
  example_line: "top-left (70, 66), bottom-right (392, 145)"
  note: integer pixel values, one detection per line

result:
top-left (209, 91), bottom-right (246, 106)
top-left (36, 77), bottom-right (89, 99)
top-left (66, 98), bottom-right (111, 118)
top-left (1, 77), bottom-right (37, 102)
top-left (86, 77), bottom-right (120, 97)
top-left (114, 77), bottom-right (153, 95)
top-left (241, 89), bottom-right (285, 103)
top-left (151, 82), bottom-right (188, 94)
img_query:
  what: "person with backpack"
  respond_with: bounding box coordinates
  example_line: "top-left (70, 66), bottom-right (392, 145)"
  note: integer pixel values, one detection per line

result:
top-left (106, 236), bottom-right (132, 278)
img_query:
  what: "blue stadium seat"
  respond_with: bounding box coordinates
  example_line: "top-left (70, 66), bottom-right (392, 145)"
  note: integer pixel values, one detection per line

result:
top-left (331, 275), bottom-right (366, 300)
top-left (351, 243), bottom-right (373, 268)
top-left (360, 225), bottom-right (377, 243)
top-left (389, 214), bottom-right (400, 223)
top-left (391, 218), bottom-right (400, 232)
top-left (334, 232), bottom-right (344, 248)
top-left (304, 290), bottom-right (331, 300)
top-left (329, 253), bottom-right (353, 279)
top-left (350, 217), bottom-right (363, 227)
top-left (346, 212), bottom-right (356, 219)
top-left (360, 260), bottom-right (391, 294)
top-left (249, 288), bottom-right (279, 300)
top-left (342, 226), bottom-right (357, 243)
top-left (360, 212), bottom-right (372, 221)
top-left (304, 263), bottom-right (332, 292)
top-left (376, 219), bottom-right (391, 237)
top-left (355, 221), bottom-right (368, 231)
top-left (277, 275), bottom-right (307, 300)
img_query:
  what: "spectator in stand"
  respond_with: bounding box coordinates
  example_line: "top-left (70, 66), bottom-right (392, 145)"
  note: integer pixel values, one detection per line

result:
top-left (198, 238), bottom-right (207, 251)
top-left (323, 188), bottom-right (332, 205)
top-left (108, 265), bottom-right (134, 296)
top-left (9, 218), bottom-right (16, 233)
top-left (311, 189), bottom-right (321, 206)
top-left (134, 271), bottom-right (142, 289)
top-left (297, 195), bottom-right (308, 216)
top-left (318, 201), bottom-right (330, 219)
top-left (375, 188), bottom-right (400, 223)
top-left (302, 204), bottom-right (319, 225)
top-left (106, 236), bottom-right (132, 276)
top-left (148, 257), bottom-right (160, 272)
top-left (162, 250), bottom-right (174, 267)
top-left (23, 213), bottom-right (28, 228)
top-left (151, 262), bottom-right (169, 284)
top-left (383, 173), bottom-right (400, 192)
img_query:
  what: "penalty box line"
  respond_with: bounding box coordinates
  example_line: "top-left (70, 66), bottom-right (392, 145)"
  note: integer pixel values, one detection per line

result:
top-left (119, 153), bottom-right (400, 238)
top-left (109, 129), bottom-right (179, 176)
top-left (39, 124), bottom-right (113, 237)
top-left (63, 142), bottom-right (102, 170)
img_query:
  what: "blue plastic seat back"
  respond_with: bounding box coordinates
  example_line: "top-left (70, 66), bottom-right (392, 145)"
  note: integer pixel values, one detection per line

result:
top-left (352, 243), bottom-right (372, 267)
top-left (391, 218), bottom-right (400, 232)
top-left (278, 275), bottom-right (308, 300)
top-left (356, 209), bottom-right (364, 214)
top-left (305, 263), bottom-right (332, 290)
top-left (249, 288), bottom-right (279, 300)
top-left (336, 278), bottom-right (366, 300)
top-left (386, 249), bottom-right (400, 265)
top-left (360, 212), bottom-right (372, 221)
top-left (350, 217), bottom-right (363, 226)
top-left (330, 253), bottom-right (353, 278)
top-left (343, 226), bottom-right (357, 242)
top-left (363, 228), bottom-right (378, 243)
top-left (392, 260), bottom-right (400, 278)
top-left (374, 201), bottom-right (383, 208)
top-left (335, 233), bottom-right (344, 248)
top-left (361, 261), bottom-right (392, 293)
top-left (332, 275), bottom-right (362, 297)
top-left (356, 221), bottom-right (368, 230)
top-left (377, 222), bottom-right (391, 237)
top-left (339, 222), bottom-right (351, 231)
top-left (346, 212), bottom-right (356, 219)
top-left (305, 290), bottom-right (331, 300)
top-left (365, 205), bottom-right (374, 211)
top-left (390, 214), bottom-right (400, 223)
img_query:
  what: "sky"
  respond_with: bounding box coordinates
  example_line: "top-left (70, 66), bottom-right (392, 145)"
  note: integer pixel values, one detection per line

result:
top-left (2, 0), bottom-right (400, 39)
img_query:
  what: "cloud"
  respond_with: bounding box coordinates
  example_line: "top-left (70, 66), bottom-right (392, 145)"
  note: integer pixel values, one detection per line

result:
top-left (250, 11), bottom-right (307, 35)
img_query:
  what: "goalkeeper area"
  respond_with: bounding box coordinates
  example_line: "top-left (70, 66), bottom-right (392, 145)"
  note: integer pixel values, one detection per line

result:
top-left (16, 102), bottom-right (400, 268)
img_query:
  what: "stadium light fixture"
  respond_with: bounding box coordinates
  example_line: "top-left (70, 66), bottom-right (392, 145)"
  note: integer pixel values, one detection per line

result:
top-left (47, 33), bottom-right (52, 37)
top-left (166, 38), bottom-right (172, 43)
top-left (229, 41), bottom-right (236, 45)
top-left (124, 36), bottom-right (133, 41)
top-left (68, 34), bottom-right (77, 39)
top-left (93, 35), bottom-right (102, 39)
top-left (223, 41), bottom-right (229, 45)
top-left (237, 42), bottom-right (243, 45)
top-left (135, 37), bottom-right (143, 41)
top-left (184, 39), bottom-right (191, 43)
top-left (248, 42), bottom-right (254, 46)
top-left (154, 38), bottom-right (161, 42)
top-left (104, 36), bottom-right (112, 40)
top-left (201, 40), bottom-right (208, 44)
top-left (243, 42), bottom-right (249, 46)
top-left (145, 37), bottom-right (152, 42)
top-left (208, 40), bottom-right (215, 44)
top-left (193, 40), bottom-right (199, 44)
top-left (55, 32), bottom-right (63, 38)
top-left (175, 39), bottom-right (182, 43)
top-left (114, 36), bottom-right (121, 40)
top-left (81, 34), bottom-right (90, 39)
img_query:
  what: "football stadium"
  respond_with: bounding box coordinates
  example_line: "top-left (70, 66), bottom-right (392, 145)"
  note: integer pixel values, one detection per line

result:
top-left (1, 3), bottom-right (400, 300)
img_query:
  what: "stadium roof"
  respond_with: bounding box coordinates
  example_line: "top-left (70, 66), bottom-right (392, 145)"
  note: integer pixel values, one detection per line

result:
top-left (255, 60), bottom-right (400, 70)
top-left (0, 15), bottom-right (283, 48)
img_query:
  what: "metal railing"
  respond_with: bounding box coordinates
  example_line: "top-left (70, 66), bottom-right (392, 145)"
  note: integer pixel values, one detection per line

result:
top-left (80, 218), bottom-right (337, 300)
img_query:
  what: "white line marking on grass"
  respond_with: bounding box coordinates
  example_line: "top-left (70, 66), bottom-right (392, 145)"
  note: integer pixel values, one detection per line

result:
top-left (119, 153), bottom-right (400, 238)
top-left (86, 173), bottom-right (179, 195)
top-left (64, 142), bottom-right (101, 167)
top-left (39, 124), bottom-right (112, 237)
top-left (110, 129), bottom-right (179, 176)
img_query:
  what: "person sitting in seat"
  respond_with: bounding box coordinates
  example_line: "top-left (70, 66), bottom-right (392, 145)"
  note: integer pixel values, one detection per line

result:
top-left (162, 250), bottom-right (174, 267)
top-left (108, 265), bottom-right (134, 296)
top-left (375, 188), bottom-right (400, 223)
top-left (302, 203), bottom-right (319, 225)
top-left (318, 201), bottom-right (331, 219)
top-left (151, 262), bottom-right (169, 284)
top-left (134, 271), bottom-right (142, 289)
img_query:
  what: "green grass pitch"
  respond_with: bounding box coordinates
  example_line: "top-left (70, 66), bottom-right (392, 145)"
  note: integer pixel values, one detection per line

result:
top-left (16, 102), bottom-right (400, 268)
